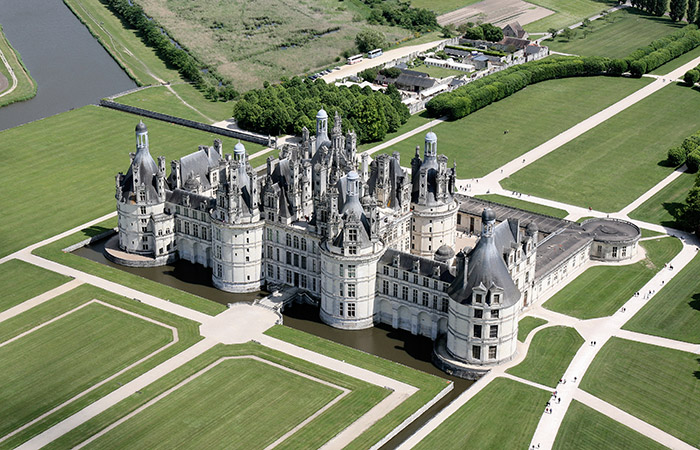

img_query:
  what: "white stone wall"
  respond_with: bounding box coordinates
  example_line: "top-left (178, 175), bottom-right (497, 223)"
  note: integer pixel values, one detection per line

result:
top-left (447, 298), bottom-right (519, 366)
top-left (410, 200), bottom-right (459, 257)
top-left (117, 201), bottom-right (174, 257)
top-left (263, 223), bottom-right (322, 294)
top-left (319, 244), bottom-right (383, 330)
top-left (590, 240), bottom-right (637, 262)
top-left (211, 218), bottom-right (265, 293)
top-left (534, 244), bottom-right (591, 305)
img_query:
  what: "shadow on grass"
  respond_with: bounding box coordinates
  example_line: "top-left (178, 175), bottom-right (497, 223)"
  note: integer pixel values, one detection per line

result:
top-left (689, 292), bottom-right (700, 312)
top-left (660, 201), bottom-right (685, 228)
top-left (694, 357), bottom-right (700, 380)
top-left (80, 225), bottom-right (114, 240)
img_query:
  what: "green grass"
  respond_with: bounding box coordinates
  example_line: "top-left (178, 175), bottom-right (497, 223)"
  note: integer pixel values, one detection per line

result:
top-left (524, 0), bottom-right (618, 33)
top-left (114, 84), bottom-right (237, 124)
top-left (623, 252), bottom-right (700, 343)
top-left (49, 342), bottom-right (389, 449)
top-left (507, 326), bottom-right (584, 387)
top-left (475, 194), bottom-right (569, 218)
top-left (380, 76), bottom-right (651, 179)
top-left (0, 260), bottom-right (72, 313)
top-left (650, 44), bottom-right (700, 75)
top-left (518, 316), bottom-right (548, 342)
top-left (411, 64), bottom-right (470, 79)
top-left (33, 217), bottom-right (226, 316)
top-left (553, 400), bottom-right (667, 450)
top-left (0, 283), bottom-right (201, 449)
top-left (264, 325), bottom-right (450, 450)
top-left (543, 237), bottom-right (682, 319)
top-left (410, 0), bottom-right (481, 15)
top-left (62, 0), bottom-right (180, 86)
top-left (581, 337), bottom-right (700, 446)
top-left (629, 171), bottom-right (696, 228)
top-left (641, 228), bottom-right (664, 238)
top-left (414, 378), bottom-right (550, 450)
top-left (0, 105), bottom-right (255, 260)
top-left (545, 8), bottom-right (684, 59)
top-left (84, 358), bottom-right (340, 449)
top-left (0, 24), bottom-right (37, 107)
top-left (358, 111), bottom-right (434, 152)
top-left (502, 84), bottom-right (700, 212)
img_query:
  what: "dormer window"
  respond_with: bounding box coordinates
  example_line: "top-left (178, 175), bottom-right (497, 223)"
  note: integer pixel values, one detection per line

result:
top-left (492, 293), bottom-right (501, 304)
top-left (475, 293), bottom-right (483, 304)
top-left (348, 228), bottom-right (358, 242)
top-left (348, 246), bottom-right (357, 255)
top-left (139, 192), bottom-right (146, 202)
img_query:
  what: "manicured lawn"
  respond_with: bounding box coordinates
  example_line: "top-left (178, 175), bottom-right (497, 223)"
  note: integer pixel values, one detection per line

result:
top-left (629, 171), bottom-right (696, 228)
top-left (0, 24), bottom-right (36, 107)
top-left (114, 84), bottom-right (236, 123)
top-left (411, 64), bottom-right (470, 79)
top-left (650, 45), bottom-right (700, 75)
top-left (358, 111), bottom-right (434, 152)
top-left (524, 0), bottom-right (618, 33)
top-left (0, 283), bottom-right (202, 449)
top-left (50, 342), bottom-right (389, 449)
top-left (502, 84), bottom-right (700, 212)
top-left (0, 260), bottom-right (71, 313)
top-left (264, 325), bottom-right (450, 450)
top-left (641, 228), bottom-right (664, 238)
top-left (475, 194), bottom-right (568, 218)
top-left (623, 252), bottom-right (700, 343)
top-left (507, 326), bottom-right (584, 387)
top-left (414, 378), bottom-right (550, 450)
top-left (411, 0), bottom-right (481, 14)
top-left (518, 316), bottom-right (548, 342)
top-left (581, 337), bottom-right (700, 446)
top-left (33, 217), bottom-right (226, 316)
top-left (63, 0), bottom-right (180, 86)
top-left (0, 105), bottom-right (253, 259)
top-left (543, 237), bottom-right (682, 319)
top-left (0, 300), bottom-right (172, 438)
top-left (554, 400), bottom-right (666, 450)
top-left (380, 76), bottom-right (650, 179)
top-left (84, 358), bottom-right (340, 449)
top-left (545, 8), bottom-right (684, 59)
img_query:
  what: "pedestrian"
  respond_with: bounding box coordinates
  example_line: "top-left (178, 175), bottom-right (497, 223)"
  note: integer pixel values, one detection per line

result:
top-left (557, 397), bottom-right (561, 404)
top-left (573, 376), bottom-right (577, 382)
top-left (522, 158), bottom-right (526, 163)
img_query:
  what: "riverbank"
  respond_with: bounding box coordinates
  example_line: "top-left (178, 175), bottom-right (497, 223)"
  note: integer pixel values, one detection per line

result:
top-left (0, 24), bottom-right (37, 108)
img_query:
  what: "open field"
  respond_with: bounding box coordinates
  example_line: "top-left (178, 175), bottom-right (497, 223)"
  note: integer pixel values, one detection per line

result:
top-left (414, 378), bottom-right (549, 449)
top-left (62, 0), bottom-right (180, 86)
top-left (507, 326), bottom-right (584, 387)
top-left (0, 283), bottom-right (201, 449)
top-left (50, 341), bottom-right (388, 449)
top-left (545, 8), bottom-right (684, 59)
top-left (523, 0), bottom-right (618, 33)
top-left (0, 298), bottom-right (172, 439)
top-left (137, 0), bottom-right (411, 92)
top-left (518, 316), bottom-right (548, 342)
top-left (629, 171), bottom-right (697, 227)
top-left (581, 337), bottom-right (700, 446)
top-left (554, 400), bottom-right (667, 450)
top-left (475, 194), bottom-right (568, 218)
top-left (411, 64), bottom-right (470, 79)
top-left (623, 252), bottom-right (700, 343)
top-left (502, 84), bottom-right (700, 212)
top-left (264, 325), bottom-right (449, 450)
top-left (84, 358), bottom-right (340, 449)
top-left (114, 84), bottom-right (236, 123)
top-left (543, 237), bottom-right (682, 319)
top-left (412, 0), bottom-right (481, 15)
top-left (33, 217), bottom-right (226, 316)
top-left (0, 260), bottom-right (71, 313)
top-left (381, 76), bottom-right (650, 179)
top-left (0, 25), bottom-right (36, 107)
top-left (0, 105), bottom-right (256, 260)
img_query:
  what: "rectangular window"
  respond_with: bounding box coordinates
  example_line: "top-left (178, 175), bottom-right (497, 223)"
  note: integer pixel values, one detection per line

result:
top-left (193, 224), bottom-right (199, 237)
top-left (184, 222), bottom-right (190, 235)
top-left (621, 246), bottom-right (627, 257)
top-left (347, 302), bottom-right (356, 317)
top-left (202, 227), bottom-right (207, 240)
top-left (347, 283), bottom-right (356, 297)
top-left (403, 271), bottom-right (408, 281)
top-left (276, 248), bottom-right (280, 261)
top-left (286, 270), bottom-right (292, 283)
top-left (473, 324), bottom-right (482, 338)
top-left (340, 264), bottom-right (344, 276)
top-left (441, 298), bottom-right (449, 312)
top-left (140, 206), bottom-right (146, 214)
top-left (491, 309), bottom-right (500, 318)
top-left (216, 245), bottom-right (222, 259)
top-left (393, 269), bottom-right (399, 278)
top-left (489, 345), bottom-right (497, 359)
top-left (475, 293), bottom-right (483, 304)
top-left (267, 229), bottom-right (273, 241)
top-left (301, 238), bottom-right (307, 251)
top-left (402, 286), bottom-right (409, 300)
top-left (490, 325), bottom-right (498, 338)
top-left (301, 256), bottom-right (307, 270)
top-left (348, 265), bottom-right (356, 277)
top-left (286, 234), bottom-right (292, 246)
top-left (422, 292), bottom-right (429, 306)
top-left (474, 309), bottom-right (483, 318)
top-left (293, 253), bottom-right (299, 267)
top-left (216, 264), bottom-right (222, 277)
top-left (301, 275), bottom-right (307, 288)
top-left (286, 251), bottom-right (292, 265)
top-left (348, 228), bottom-right (358, 241)
top-left (142, 227), bottom-right (147, 233)
top-left (472, 345), bottom-right (481, 360)
top-left (383, 266), bottom-right (389, 275)
top-left (393, 283), bottom-right (398, 298)
top-left (267, 264), bottom-right (273, 277)
top-left (293, 236), bottom-right (299, 248)
top-left (492, 294), bottom-right (500, 304)
top-left (423, 277), bottom-right (429, 287)
top-left (339, 302), bottom-right (344, 316)
top-left (413, 274), bottom-right (418, 284)
top-left (612, 246), bottom-right (618, 258)
top-left (340, 282), bottom-right (344, 296)
top-left (383, 280), bottom-right (389, 294)
top-left (142, 244), bottom-right (148, 250)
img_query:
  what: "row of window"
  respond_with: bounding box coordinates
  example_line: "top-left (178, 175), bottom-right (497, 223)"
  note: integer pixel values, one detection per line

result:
top-left (472, 345), bottom-right (498, 360)
top-left (265, 264), bottom-right (318, 291)
top-left (381, 280), bottom-right (449, 312)
top-left (338, 301), bottom-right (356, 318)
top-left (473, 324), bottom-right (498, 339)
top-left (382, 266), bottom-right (447, 291)
top-left (265, 246), bottom-right (318, 272)
top-left (267, 229), bottom-right (316, 253)
top-left (175, 220), bottom-right (209, 241)
top-left (174, 205), bottom-right (209, 222)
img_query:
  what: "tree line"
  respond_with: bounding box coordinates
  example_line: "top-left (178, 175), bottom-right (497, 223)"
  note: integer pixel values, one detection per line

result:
top-left (426, 25), bottom-right (700, 120)
top-left (632, 0), bottom-right (700, 22)
top-left (233, 77), bottom-right (410, 143)
top-left (360, 0), bottom-right (438, 32)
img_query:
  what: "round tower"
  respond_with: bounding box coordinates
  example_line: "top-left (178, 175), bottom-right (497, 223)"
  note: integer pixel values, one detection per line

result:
top-left (320, 171), bottom-right (384, 329)
top-left (410, 131), bottom-right (459, 257)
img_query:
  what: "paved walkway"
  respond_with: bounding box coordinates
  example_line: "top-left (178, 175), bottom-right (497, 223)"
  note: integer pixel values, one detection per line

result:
top-left (0, 37), bottom-right (18, 99)
top-left (365, 117), bottom-right (447, 157)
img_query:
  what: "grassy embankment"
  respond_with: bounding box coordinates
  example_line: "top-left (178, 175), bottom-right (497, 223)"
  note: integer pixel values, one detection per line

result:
top-left (0, 24), bottom-right (37, 107)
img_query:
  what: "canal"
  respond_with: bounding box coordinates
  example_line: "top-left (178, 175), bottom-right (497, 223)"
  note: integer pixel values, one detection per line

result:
top-left (75, 237), bottom-right (474, 447)
top-left (0, 0), bottom-right (136, 131)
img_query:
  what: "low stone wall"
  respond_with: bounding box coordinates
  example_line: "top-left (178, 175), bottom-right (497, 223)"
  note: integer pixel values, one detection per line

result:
top-left (61, 227), bottom-right (117, 253)
top-left (100, 99), bottom-right (276, 148)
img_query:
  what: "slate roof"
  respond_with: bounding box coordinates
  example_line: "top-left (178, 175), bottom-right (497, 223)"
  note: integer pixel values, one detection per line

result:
top-left (120, 142), bottom-right (159, 204)
top-left (380, 248), bottom-right (455, 283)
top-left (396, 73), bottom-right (437, 89)
top-left (535, 228), bottom-right (593, 278)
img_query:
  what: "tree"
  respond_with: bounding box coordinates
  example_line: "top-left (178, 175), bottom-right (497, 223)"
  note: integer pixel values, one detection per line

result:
top-left (680, 185), bottom-right (700, 233)
top-left (355, 29), bottom-right (385, 53)
top-left (582, 18), bottom-right (591, 27)
top-left (481, 23), bottom-right (504, 42)
top-left (379, 67), bottom-right (402, 78)
top-left (561, 28), bottom-right (575, 41)
top-left (652, 0), bottom-right (669, 15)
top-left (670, 0), bottom-right (689, 21)
top-left (687, 149), bottom-right (700, 172)
top-left (668, 146), bottom-right (687, 165)
top-left (548, 27), bottom-right (559, 38)
top-left (684, 68), bottom-right (700, 85)
top-left (462, 25), bottom-right (485, 40)
top-left (688, 0), bottom-right (698, 22)
top-left (359, 67), bottom-right (379, 82)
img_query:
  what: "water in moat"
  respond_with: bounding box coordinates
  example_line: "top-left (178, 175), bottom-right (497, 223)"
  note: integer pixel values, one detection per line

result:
top-left (0, 0), bottom-right (137, 131)
top-left (74, 237), bottom-right (474, 447)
